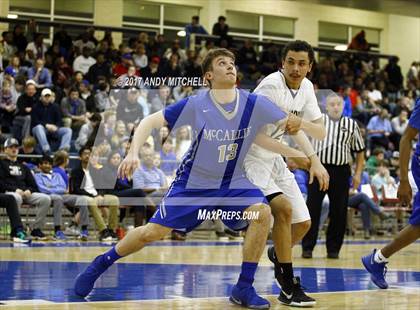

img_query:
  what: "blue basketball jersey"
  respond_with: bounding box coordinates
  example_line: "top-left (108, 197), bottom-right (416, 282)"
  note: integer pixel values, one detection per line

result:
top-left (164, 88), bottom-right (286, 189)
top-left (409, 98), bottom-right (420, 156)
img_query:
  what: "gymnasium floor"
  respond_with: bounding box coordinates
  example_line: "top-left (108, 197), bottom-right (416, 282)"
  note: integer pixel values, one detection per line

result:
top-left (0, 238), bottom-right (419, 309)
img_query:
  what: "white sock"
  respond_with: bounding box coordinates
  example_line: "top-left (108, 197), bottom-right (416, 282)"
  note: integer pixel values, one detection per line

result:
top-left (374, 249), bottom-right (388, 263)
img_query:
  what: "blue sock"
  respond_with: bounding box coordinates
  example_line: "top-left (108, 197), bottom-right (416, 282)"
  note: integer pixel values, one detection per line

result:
top-left (237, 262), bottom-right (258, 289)
top-left (101, 247), bottom-right (122, 267)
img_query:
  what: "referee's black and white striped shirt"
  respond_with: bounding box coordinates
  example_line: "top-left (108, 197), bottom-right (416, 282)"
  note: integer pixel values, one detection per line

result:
top-left (313, 114), bottom-right (365, 165)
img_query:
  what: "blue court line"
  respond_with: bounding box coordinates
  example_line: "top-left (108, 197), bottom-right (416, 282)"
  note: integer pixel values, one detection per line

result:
top-left (0, 239), bottom-right (419, 248)
top-left (0, 261), bottom-right (419, 303)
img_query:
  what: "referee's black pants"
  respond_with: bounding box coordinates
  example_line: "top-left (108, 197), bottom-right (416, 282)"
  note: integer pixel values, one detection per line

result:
top-left (302, 164), bottom-right (351, 255)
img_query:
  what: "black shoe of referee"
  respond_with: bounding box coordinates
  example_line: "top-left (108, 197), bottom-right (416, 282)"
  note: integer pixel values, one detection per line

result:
top-left (267, 246), bottom-right (316, 307)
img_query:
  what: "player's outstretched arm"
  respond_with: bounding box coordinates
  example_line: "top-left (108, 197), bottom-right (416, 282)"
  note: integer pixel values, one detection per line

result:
top-left (290, 130), bottom-right (329, 191)
top-left (286, 114), bottom-right (326, 140)
top-left (254, 132), bottom-right (307, 159)
top-left (118, 111), bottom-right (166, 179)
top-left (398, 125), bottom-right (418, 205)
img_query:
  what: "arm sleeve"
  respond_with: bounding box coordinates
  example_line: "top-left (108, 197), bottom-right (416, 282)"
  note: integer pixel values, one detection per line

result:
top-left (350, 121), bottom-right (366, 152)
top-left (25, 167), bottom-right (39, 192)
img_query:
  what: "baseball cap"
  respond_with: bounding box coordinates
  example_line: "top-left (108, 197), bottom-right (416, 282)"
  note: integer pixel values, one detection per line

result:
top-left (4, 66), bottom-right (16, 77)
top-left (392, 151), bottom-right (400, 158)
top-left (122, 53), bottom-right (133, 60)
top-left (41, 88), bottom-right (52, 96)
top-left (4, 137), bottom-right (19, 148)
top-left (26, 79), bottom-right (36, 86)
top-left (151, 56), bottom-right (160, 64)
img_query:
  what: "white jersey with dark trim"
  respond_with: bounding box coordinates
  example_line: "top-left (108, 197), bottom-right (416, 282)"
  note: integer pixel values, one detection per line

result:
top-left (245, 71), bottom-right (322, 177)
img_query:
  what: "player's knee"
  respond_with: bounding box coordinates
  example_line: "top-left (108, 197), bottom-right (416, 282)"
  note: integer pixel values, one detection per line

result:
top-left (271, 196), bottom-right (292, 220)
top-left (138, 225), bottom-right (166, 243)
top-left (299, 220), bottom-right (311, 234)
top-left (251, 204), bottom-right (271, 224)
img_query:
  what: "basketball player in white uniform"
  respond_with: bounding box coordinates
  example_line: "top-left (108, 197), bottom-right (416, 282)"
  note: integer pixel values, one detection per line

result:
top-left (245, 40), bottom-right (329, 307)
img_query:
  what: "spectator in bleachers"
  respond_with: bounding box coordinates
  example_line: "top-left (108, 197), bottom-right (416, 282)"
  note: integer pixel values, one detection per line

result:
top-left (198, 41), bottom-right (214, 61)
top-left (353, 89), bottom-right (380, 126)
top-left (26, 33), bottom-right (47, 63)
top-left (116, 88), bottom-right (143, 132)
top-left (160, 138), bottom-right (177, 179)
top-left (173, 85), bottom-right (193, 102)
top-left (113, 53), bottom-right (134, 77)
top-left (27, 58), bottom-right (52, 89)
top-left (348, 172), bottom-right (389, 239)
top-left (0, 193), bottom-right (30, 243)
top-left (5, 55), bottom-right (26, 78)
top-left (70, 146), bottom-right (119, 241)
top-left (367, 108), bottom-right (393, 152)
top-left (31, 88), bottom-right (72, 154)
top-left (18, 136), bottom-right (37, 169)
top-left (137, 88), bottom-right (149, 117)
top-left (12, 80), bottom-right (37, 141)
top-left (12, 24), bottom-right (28, 54)
top-left (60, 87), bottom-right (87, 130)
top-left (52, 56), bottom-right (73, 89)
top-left (86, 52), bottom-right (111, 84)
top-left (99, 150), bottom-right (149, 228)
top-left (390, 109), bottom-right (408, 149)
top-left (182, 50), bottom-right (202, 78)
top-left (133, 43), bottom-right (148, 69)
top-left (390, 151), bottom-right (400, 179)
top-left (34, 155), bottom-right (90, 240)
top-left (385, 56), bottom-right (403, 93)
top-left (185, 15), bottom-right (208, 48)
top-left (140, 56), bottom-right (162, 79)
top-left (153, 125), bottom-right (169, 152)
top-left (73, 47), bottom-right (96, 75)
top-left (162, 53), bottom-right (182, 78)
top-left (342, 86), bottom-right (352, 117)
top-left (237, 40), bottom-right (258, 78)
top-left (0, 79), bottom-right (18, 131)
top-left (212, 15), bottom-right (229, 38)
top-left (348, 30), bottom-right (369, 51)
top-left (407, 61), bottom-right (419, 84)
top-left (150, 85), bottom-right (171, 114)
top-left (366, 147), bottom-right (385, 176)
top-left (164, 39), bottom-right (187, 62)
top-left (371, 160), bottom-right (395, 199)
top-left (93, 80), bottom-right (111, 112)
top-left (1, 31), bottom-right (17, 67)
top-left (0, 137), bottom-right (51, 240)
top-left (110, 120), bottom-right (128, 149)
top-left (175, 126), bottom-right (192, 160)
top-left (73, 32), bottom-right (96, 52)
top-left (259, 43), bottom-right (279, 76)
top-left (367, 81), bottom-right (383, 105)
top-left (75, 113), bottom-right (102, 151)
top-left (133, 146), bottom-right (168, 199)
top-left (52, 26), bottom-right (72, 55)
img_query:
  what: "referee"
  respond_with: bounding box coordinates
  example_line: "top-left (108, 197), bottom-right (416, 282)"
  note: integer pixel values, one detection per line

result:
top-left (302, 94), bottom-right (365, 259)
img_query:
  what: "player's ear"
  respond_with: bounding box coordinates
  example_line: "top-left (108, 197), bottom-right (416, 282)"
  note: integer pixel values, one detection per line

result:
top-left (205, 71), bottom-right (213, 83)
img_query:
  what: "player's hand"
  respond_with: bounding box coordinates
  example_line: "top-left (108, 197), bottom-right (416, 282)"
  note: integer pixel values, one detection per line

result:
top-left (285, 113), bottom-right (302, 135)
top-left (397, 180), bottom-right (412, 207)
top-left (118, 153), bottom-right (140, 180)
top-left (309, 160), bottom-right (329, 191)
top-left (352, 173), bottom-right (361, 190)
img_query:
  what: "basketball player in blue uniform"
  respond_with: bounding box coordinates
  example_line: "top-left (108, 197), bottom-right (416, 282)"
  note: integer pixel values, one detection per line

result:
top-left (74, 48), bottom-right (308, 309)
top-left (362, 98), bottom-right (420, 289)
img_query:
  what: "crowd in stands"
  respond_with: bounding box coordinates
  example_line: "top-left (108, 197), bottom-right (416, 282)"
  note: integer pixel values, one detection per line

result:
top-left (0, 16), bottom-right (418, 243)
